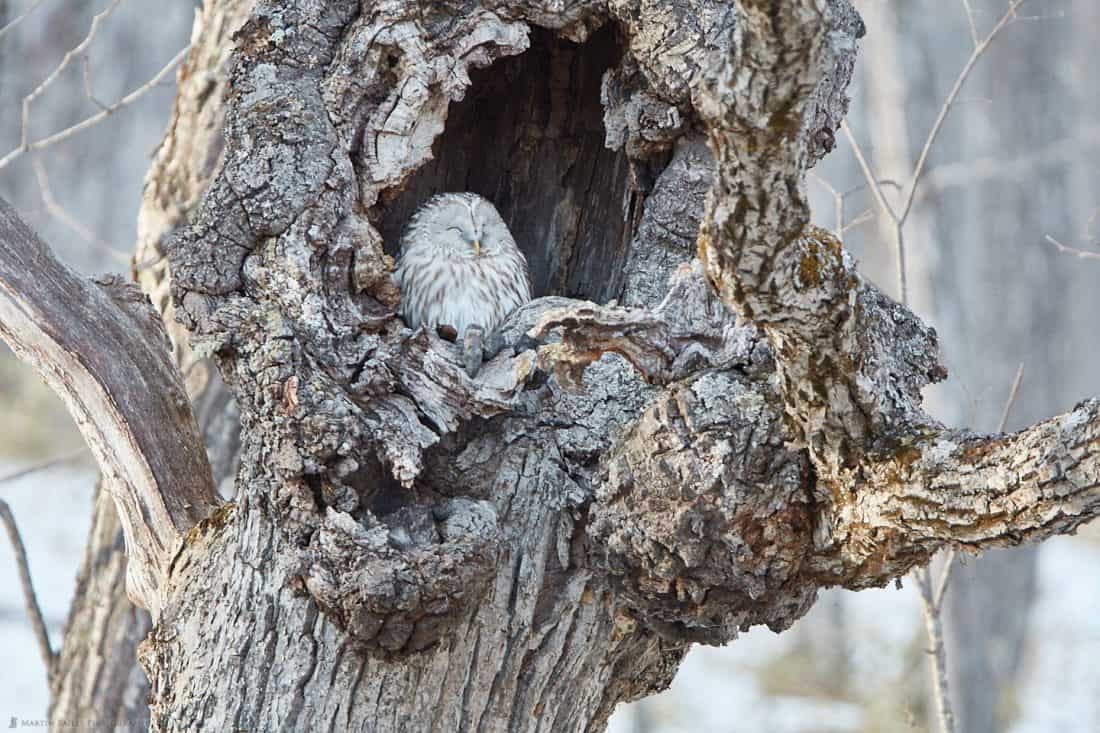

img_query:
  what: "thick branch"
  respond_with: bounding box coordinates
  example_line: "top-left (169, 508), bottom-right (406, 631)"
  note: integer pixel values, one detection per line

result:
top-left (816, 402), bottom-right (1100, 585)
top-left (695, 1), bottom-right (946, 474)
top-left (587, 0), bottom-right (1100, 642)
top-left (0, 199), bottom-right (219, 615)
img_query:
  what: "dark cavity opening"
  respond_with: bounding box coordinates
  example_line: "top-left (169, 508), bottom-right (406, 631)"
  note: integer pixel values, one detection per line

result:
top-left (379, 25), bottom-right (636, 302)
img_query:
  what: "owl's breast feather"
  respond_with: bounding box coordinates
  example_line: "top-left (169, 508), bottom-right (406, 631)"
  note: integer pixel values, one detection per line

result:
top-left (397, 252), bottom-right (529, 337)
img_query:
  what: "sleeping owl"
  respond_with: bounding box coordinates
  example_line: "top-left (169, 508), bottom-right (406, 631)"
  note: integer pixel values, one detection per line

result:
top-left (394, 193), bottom-right (532, 344)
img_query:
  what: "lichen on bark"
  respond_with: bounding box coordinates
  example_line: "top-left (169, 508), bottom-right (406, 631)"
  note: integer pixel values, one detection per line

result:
top-left (3, 1), bottom-right (1097, 731)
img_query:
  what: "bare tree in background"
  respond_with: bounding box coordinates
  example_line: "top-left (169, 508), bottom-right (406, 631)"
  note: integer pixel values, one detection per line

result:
top-left (2, 1), bottom-right (1100, 731)
top-left (846, 1), bottom-right (1100, 730)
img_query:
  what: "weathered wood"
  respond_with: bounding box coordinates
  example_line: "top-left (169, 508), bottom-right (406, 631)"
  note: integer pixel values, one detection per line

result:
top-left (23, 0), bottom-right (1100, 731)
top-left (48, 2), bottom-right (255, 726)
top-left (0, 199), bottom-right (219, 615)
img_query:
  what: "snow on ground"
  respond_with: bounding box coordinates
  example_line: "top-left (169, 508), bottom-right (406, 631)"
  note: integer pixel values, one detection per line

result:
top-left (1011, 536), bottom-right (1100, 733)
top-left (610, 536), bottom-right (1100, 732)
top-left (1, 459), bottom-right (1098, 731)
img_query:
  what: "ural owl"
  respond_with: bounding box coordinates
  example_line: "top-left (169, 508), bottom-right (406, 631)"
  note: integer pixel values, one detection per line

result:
top-left (395, 193), bottom-right (532, 341)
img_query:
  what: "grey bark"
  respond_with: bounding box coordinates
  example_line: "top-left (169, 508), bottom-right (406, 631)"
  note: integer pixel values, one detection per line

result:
top-left (48, 1), bottom-right (253, 727)
top-left (3, 2), bottom-right (1100, 732)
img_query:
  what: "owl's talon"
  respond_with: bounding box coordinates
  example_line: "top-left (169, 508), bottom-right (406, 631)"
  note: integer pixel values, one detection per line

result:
top-left (436, 324), bottom-right (458, 342)
top-left (463, 326), bottom-right (485, 378)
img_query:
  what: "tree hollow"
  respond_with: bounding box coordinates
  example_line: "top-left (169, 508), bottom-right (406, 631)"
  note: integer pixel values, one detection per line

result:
top-left (379, 25), bottom-right (636, 303)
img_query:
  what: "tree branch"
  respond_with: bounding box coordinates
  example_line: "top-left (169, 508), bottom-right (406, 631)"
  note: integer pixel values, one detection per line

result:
top-left (916, 567), bottom-right (957, 733)
top-left (0, 498), bottom-right (56, 681)
top-left (0, 198), bottom-right (219, 615)
top-left (0, 0), bottom-right (45, 43)
top-left (0, 42), bottom-right (189, 171)
top-left (1045, 234), bottom-right (1100, 261)
top-left (911, 361), bottom-right (1023, 733)
top-left (698, 2), bottom-right (1100, 572)
top-left (0, 448), bottom-right (87, 485)
top-left (698, 0), bottom-right (943, 474)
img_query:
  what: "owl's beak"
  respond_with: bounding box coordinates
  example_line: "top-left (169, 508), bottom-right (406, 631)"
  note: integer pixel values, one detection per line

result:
top-left (472, 240), bottom-right (481, 257)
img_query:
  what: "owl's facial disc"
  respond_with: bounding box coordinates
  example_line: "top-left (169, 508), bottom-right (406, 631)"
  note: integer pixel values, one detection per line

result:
top-left (445, 218), bottom-right (486, 259)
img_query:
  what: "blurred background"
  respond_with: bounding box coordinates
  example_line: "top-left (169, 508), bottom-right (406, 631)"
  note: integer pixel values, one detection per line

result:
top-left (1, 0), bottom-right (1098, 730)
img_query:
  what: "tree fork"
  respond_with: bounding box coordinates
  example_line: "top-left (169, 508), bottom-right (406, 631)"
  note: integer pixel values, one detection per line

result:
top-left (1, 1), bottom-right (1098, 732)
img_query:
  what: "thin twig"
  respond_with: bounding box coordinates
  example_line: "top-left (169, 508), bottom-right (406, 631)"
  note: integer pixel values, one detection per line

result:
top-left (839, 122), bottom-right (899, 223)
top-left (809, 173), bottom-right (845, 235)
top-left (19, 0), bottom-right (125, 152)
top-left (0, 0), bottom-right (46, 43)
top-left (932, 552), bottom-right (957, 610)
top-left (960, 0), bottom-right (981, 48)
top-left (840, 209), bottom-right (875, 235)
top-left (82, 55), bottom-right (111, 112)
top-left (901, 0), bottom-right (1025, 226)
top-left (0, 44), bottom-right (188, 171)
top-left (32, 158), bottom-right (124, 262)
top-left (0, 448), bottom-right (88, 485)
top-left (841, 121), bottom-right (908, 303)
top-left (997, 362), bottom-right (1026, 434)
top-left (1044, 235), bottom-right (1100, 261)
top-left (916, 569), bottom-right (957, 733)
top-left (844, 0), bottom-right (1029, 308)
top-left (0, 0), bottom-right (189, 172)
top-left (0, 499), bottom-right (56, 679)
top-left (810, 173), bottom-right (902, 235)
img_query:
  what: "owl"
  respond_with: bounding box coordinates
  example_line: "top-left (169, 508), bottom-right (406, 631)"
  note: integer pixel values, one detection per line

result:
top-left (395, 193), bottom-right (532, 341)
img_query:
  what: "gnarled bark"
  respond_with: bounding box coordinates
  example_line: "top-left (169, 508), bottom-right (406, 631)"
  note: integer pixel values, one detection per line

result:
top-left (49, 1), bottom-right (253, 726)
top-left (4, 1), bottom-right (1099, 731)
top-left (0, 198), bottom-right (219, 615)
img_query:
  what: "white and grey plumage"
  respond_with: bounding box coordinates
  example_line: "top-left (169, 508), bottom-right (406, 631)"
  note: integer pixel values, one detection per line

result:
top-left (395, 192), bottom-right (531, 338)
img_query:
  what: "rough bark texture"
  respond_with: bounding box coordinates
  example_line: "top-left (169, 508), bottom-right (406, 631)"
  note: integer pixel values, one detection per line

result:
top-left (49, 1), bottom-right (253, 726)
top-left (8, 0), bottom-right (1100, 731)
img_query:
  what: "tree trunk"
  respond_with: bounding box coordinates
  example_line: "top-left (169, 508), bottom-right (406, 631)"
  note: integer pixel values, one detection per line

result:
top-left (3, 2), bottom-right (1100, 732)
top-left (49, 0), bottom-right (252, 726)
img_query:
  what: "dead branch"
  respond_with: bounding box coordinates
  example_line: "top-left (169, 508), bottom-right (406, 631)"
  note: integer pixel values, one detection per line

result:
top-left (0, 498), bottom-right (56, 680)
top-left (0, 38), bottom-right (188, 171)
top-left (0, 197), bottom-right (219, 615)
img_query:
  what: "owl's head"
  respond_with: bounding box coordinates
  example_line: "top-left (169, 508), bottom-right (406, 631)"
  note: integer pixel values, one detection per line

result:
top-left (413, 193), bottom-right (515, 261)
